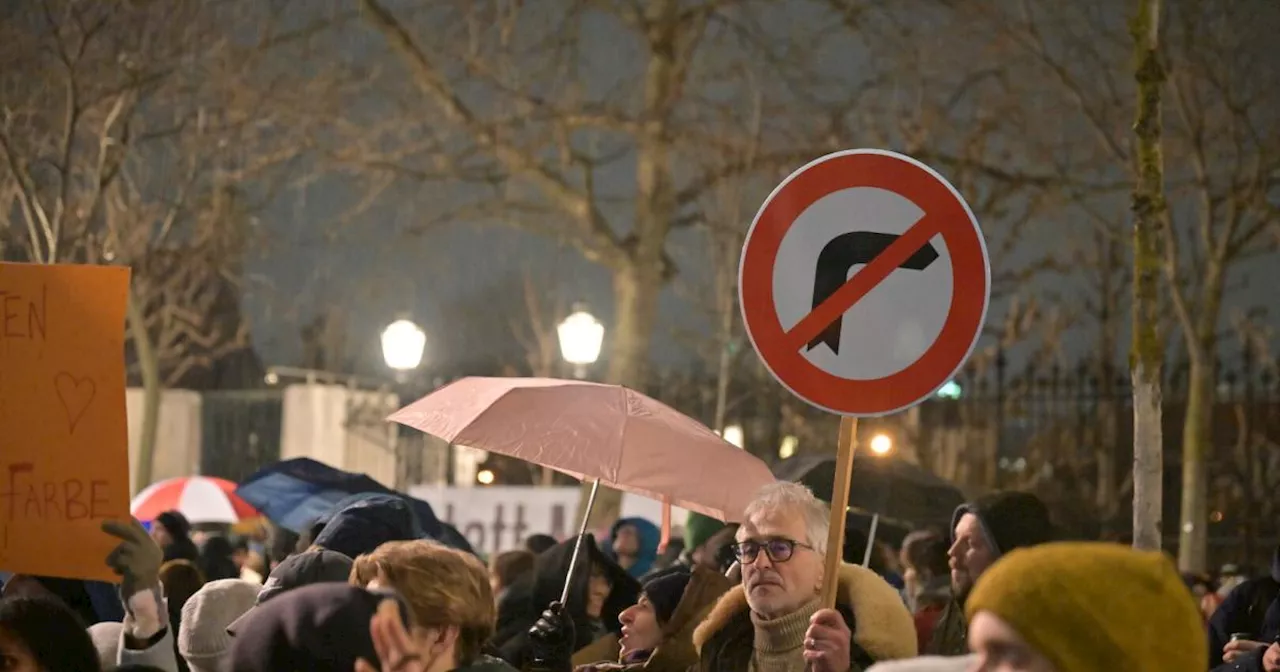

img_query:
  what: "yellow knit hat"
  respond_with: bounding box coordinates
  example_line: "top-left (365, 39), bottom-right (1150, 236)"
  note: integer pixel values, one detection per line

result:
top-left (965, 542), bottom-right (1206, 672)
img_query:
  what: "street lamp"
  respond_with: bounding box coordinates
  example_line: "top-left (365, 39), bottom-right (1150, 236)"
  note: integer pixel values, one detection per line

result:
top-left (557, 303), bottom-right (604, 379)
top-left (869, 433), bottom-right (893, 456)
top-left (381, 318), bottom-right (426, 374)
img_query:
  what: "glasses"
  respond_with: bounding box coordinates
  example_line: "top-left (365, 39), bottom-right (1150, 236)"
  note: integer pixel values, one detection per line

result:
top-left (732, 538), bottom-right (814, 564)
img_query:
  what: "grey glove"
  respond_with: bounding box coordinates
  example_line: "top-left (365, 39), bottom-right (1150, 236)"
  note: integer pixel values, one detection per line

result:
top-left (102, 518), bottom-right (163, 601)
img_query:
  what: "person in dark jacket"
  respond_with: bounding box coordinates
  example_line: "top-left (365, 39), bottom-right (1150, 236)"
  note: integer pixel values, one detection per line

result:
top-left (1209, 544), bottom-right (1280, 671)
top-left (494, 533), bottom-right (640, 667)
top-left (196, 535), bottom-right (240, 581)
top-left (926, 491), bottom-right (1054, 656)
top-left (152, 511), bottom-right (200, 563)
top-left (228, 583), bottom-right (399, 671)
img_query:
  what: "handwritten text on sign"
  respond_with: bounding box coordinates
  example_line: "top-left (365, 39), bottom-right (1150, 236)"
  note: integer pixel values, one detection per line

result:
top-left (0, 263), bottom-right (131, 582)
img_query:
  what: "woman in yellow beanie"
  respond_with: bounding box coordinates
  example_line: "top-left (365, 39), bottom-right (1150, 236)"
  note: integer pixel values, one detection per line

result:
top-left (963, 542), bottom-right (1206, 671)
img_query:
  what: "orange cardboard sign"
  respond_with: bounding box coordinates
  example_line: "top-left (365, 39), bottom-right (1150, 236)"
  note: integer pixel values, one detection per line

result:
top-left (0, 262), bottom-right (131, 582)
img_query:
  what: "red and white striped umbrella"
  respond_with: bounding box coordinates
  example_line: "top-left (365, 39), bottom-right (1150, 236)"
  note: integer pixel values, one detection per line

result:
top-left (131, 476), bottom-right (259, 524)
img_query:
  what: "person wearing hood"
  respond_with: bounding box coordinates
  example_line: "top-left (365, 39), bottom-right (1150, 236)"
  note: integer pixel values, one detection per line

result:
top-left (568, 565), bottom-right (732, 672)
top-left (310, 493), bottom-right (427, 560)
top-left (925, 491), bottom-right (1055, 656)
top-left (693, 483), bottom-right (917, 672)
top-left (605, 518), bottom-right (661, 579)
top-left (965, 542), bottom-right (1205, 671)
top-left (1209, 543), bottom-right (1280, 670)
top-left (493, 534), bottom-right (641, 667)
top-left (152, 511), bottom-right (200, 564)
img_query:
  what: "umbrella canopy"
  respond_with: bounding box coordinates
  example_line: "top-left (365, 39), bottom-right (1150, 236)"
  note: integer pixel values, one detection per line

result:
top-left (131, 476), bottom-right (259, 525)
top-left (389, 377), bottom-right (776, 522)
top-left (234, 458), bottom-right (474, 555)
top-left (773, 454), bottom-right (965, 529)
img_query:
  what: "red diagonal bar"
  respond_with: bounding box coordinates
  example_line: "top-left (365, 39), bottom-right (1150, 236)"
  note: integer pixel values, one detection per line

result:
top-left (783, 214), bottom-right (947, 353)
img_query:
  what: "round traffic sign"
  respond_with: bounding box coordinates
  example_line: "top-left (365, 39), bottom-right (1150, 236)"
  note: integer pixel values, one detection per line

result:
top-left (739, 149), bottom-right (990, 417)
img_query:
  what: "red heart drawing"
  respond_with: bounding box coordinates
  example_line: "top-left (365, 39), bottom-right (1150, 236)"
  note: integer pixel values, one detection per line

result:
top-left (54, 372), bottom-right (97, 433)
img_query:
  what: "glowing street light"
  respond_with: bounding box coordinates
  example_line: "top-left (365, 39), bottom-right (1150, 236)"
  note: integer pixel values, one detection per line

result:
top-left (381, 319), bottom-right (426, 372)
top-left (477, 469), bottom-right (495, 485)
top-left (558, 303), bottom-right (605, 378)
top-left (869, 433), bottom-right (893, 456)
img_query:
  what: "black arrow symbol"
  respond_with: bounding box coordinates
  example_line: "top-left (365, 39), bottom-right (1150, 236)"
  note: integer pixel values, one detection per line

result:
top-left (808, 231), bottom-right (940, 354)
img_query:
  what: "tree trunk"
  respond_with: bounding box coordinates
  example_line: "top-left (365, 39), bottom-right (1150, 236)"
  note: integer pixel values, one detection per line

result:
top-left (1130, 0), bottom-right (1166, 553)
top-left (1178, 349), bottom-right (1214, 571)
top-left (578, 258), bottom-right (665, 527)
top-left (127, 289), bottom-right (162, 494)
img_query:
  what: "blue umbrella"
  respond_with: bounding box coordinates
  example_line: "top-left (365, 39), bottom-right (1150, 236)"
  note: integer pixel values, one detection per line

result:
top-left (235, 458), bottom-right (474, 555)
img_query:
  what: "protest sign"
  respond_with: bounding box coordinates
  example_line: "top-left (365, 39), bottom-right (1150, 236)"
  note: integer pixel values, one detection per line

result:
top-left (0, 263), bottom-right (131, 582)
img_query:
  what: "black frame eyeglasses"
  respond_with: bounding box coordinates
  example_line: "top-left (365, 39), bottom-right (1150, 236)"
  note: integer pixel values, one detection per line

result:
top-left (731, 538), bottom-right (814, 564)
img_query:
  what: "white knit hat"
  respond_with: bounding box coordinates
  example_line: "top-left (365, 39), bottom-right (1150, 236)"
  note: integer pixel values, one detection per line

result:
top-left (179, 579), bottom-right (260, 672)
top-left (87, 621), bottom-right (122, 670)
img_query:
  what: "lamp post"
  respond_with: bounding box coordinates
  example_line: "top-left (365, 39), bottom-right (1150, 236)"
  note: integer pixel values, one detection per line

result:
top-left (557, 303), bottom-right (604, 379)
top-left (380, 318), bottom-right (426, 488)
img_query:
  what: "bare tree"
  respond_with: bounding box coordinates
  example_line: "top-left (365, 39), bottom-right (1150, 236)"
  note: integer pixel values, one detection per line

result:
top-left (977, 0), bottom-right (1280, 571)
top-left (0, 0), bottom-right (320, 490)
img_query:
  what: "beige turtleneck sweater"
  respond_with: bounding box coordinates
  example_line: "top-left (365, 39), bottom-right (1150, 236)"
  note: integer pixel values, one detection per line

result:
top-left (748, 598), bottom-right (821, 672)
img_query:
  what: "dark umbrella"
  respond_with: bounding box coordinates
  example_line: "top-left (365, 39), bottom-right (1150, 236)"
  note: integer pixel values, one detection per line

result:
top-left (773, 454), bottom-right (964, 530)
top-left (235, 458), bottom-right (475, 555)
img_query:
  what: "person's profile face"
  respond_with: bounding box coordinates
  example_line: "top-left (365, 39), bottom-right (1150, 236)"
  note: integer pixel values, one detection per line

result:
top-left (949, 513), bottom-right (996, 598)
top-left (967, 611), bottom-right (1058, 672)
top-left (618, 594), bottom-right (662, 655)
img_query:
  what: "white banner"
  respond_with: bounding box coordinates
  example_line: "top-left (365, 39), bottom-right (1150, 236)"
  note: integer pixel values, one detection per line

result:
top-left (410, 486), bottom-right (691, 556)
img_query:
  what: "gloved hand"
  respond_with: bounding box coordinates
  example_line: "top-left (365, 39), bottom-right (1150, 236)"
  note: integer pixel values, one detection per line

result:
top-left (102, 518), bottom-right (163, 601)
top-left (527, 601), bottom-right (575, 672)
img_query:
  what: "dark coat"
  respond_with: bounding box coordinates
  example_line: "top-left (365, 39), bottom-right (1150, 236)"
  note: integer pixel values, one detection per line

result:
top-left (1209, 545), bottom-right (1280, 672)
top-left (924, 599), bottom-right (969, 657)
top-left (692, 563), bottom-right (917, 672)
top-left (494, 534), bottom-right (641, 667)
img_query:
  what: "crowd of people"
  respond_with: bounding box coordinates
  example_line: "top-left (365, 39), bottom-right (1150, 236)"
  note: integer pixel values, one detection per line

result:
top-left (0, 483), bottom-right (1277, 671)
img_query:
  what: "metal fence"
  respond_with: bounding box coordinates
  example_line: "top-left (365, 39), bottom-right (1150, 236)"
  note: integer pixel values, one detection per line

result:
top-left (915, 348), bottom-right (1280, 568)
top-left (200, 389), bottom-right (284, 483)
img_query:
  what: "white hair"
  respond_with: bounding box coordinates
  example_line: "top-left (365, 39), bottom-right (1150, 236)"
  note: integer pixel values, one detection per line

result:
top-left (742, 482), bottom-right (831, 555)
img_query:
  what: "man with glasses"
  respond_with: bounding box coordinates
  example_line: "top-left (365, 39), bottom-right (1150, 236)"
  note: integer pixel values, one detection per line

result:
top-left (693, 483), bottom-right (917, 672)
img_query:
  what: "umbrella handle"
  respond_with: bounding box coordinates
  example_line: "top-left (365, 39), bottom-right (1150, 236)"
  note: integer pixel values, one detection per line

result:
top-left (561, 479), bottom-right (601, 605)
top-left (862, 513), bottom-right (879, 568)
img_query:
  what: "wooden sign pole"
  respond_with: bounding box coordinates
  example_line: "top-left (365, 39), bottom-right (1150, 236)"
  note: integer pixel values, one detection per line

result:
top-left (819, 416), bottom-right (858, 609)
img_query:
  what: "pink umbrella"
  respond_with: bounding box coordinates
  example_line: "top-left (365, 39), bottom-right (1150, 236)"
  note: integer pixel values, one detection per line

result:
top-left (389, 377), bottom-right (776, 522)
top-left (131, 476), bottom-right (259, 524)
top-left (390, 377), bottom-right (776, 603)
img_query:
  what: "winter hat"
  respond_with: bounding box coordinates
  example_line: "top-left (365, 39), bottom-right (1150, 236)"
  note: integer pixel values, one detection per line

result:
top-left (642, 569), bottom-right (693, 626)
top-left (312, 494), bottom-right (423, 560)
top-left (88, 621), bottom-right (122, 670)
top-left (256, 548), bottom-right (354, 606)
top-left (965, 542), bottom-right (1205, 672)
top-left (228, 583), bottom-right (406, 672)
top-left (156, 511), bottom-right (192, 539)
top-left (950, 491), bottom-right (1053, 557)
top-left (225, 548), bottom-right (354, 637)
top-left (684, 512), bottom-right (727, 552)
top-left (179, 579), bottom-right (260, 672)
